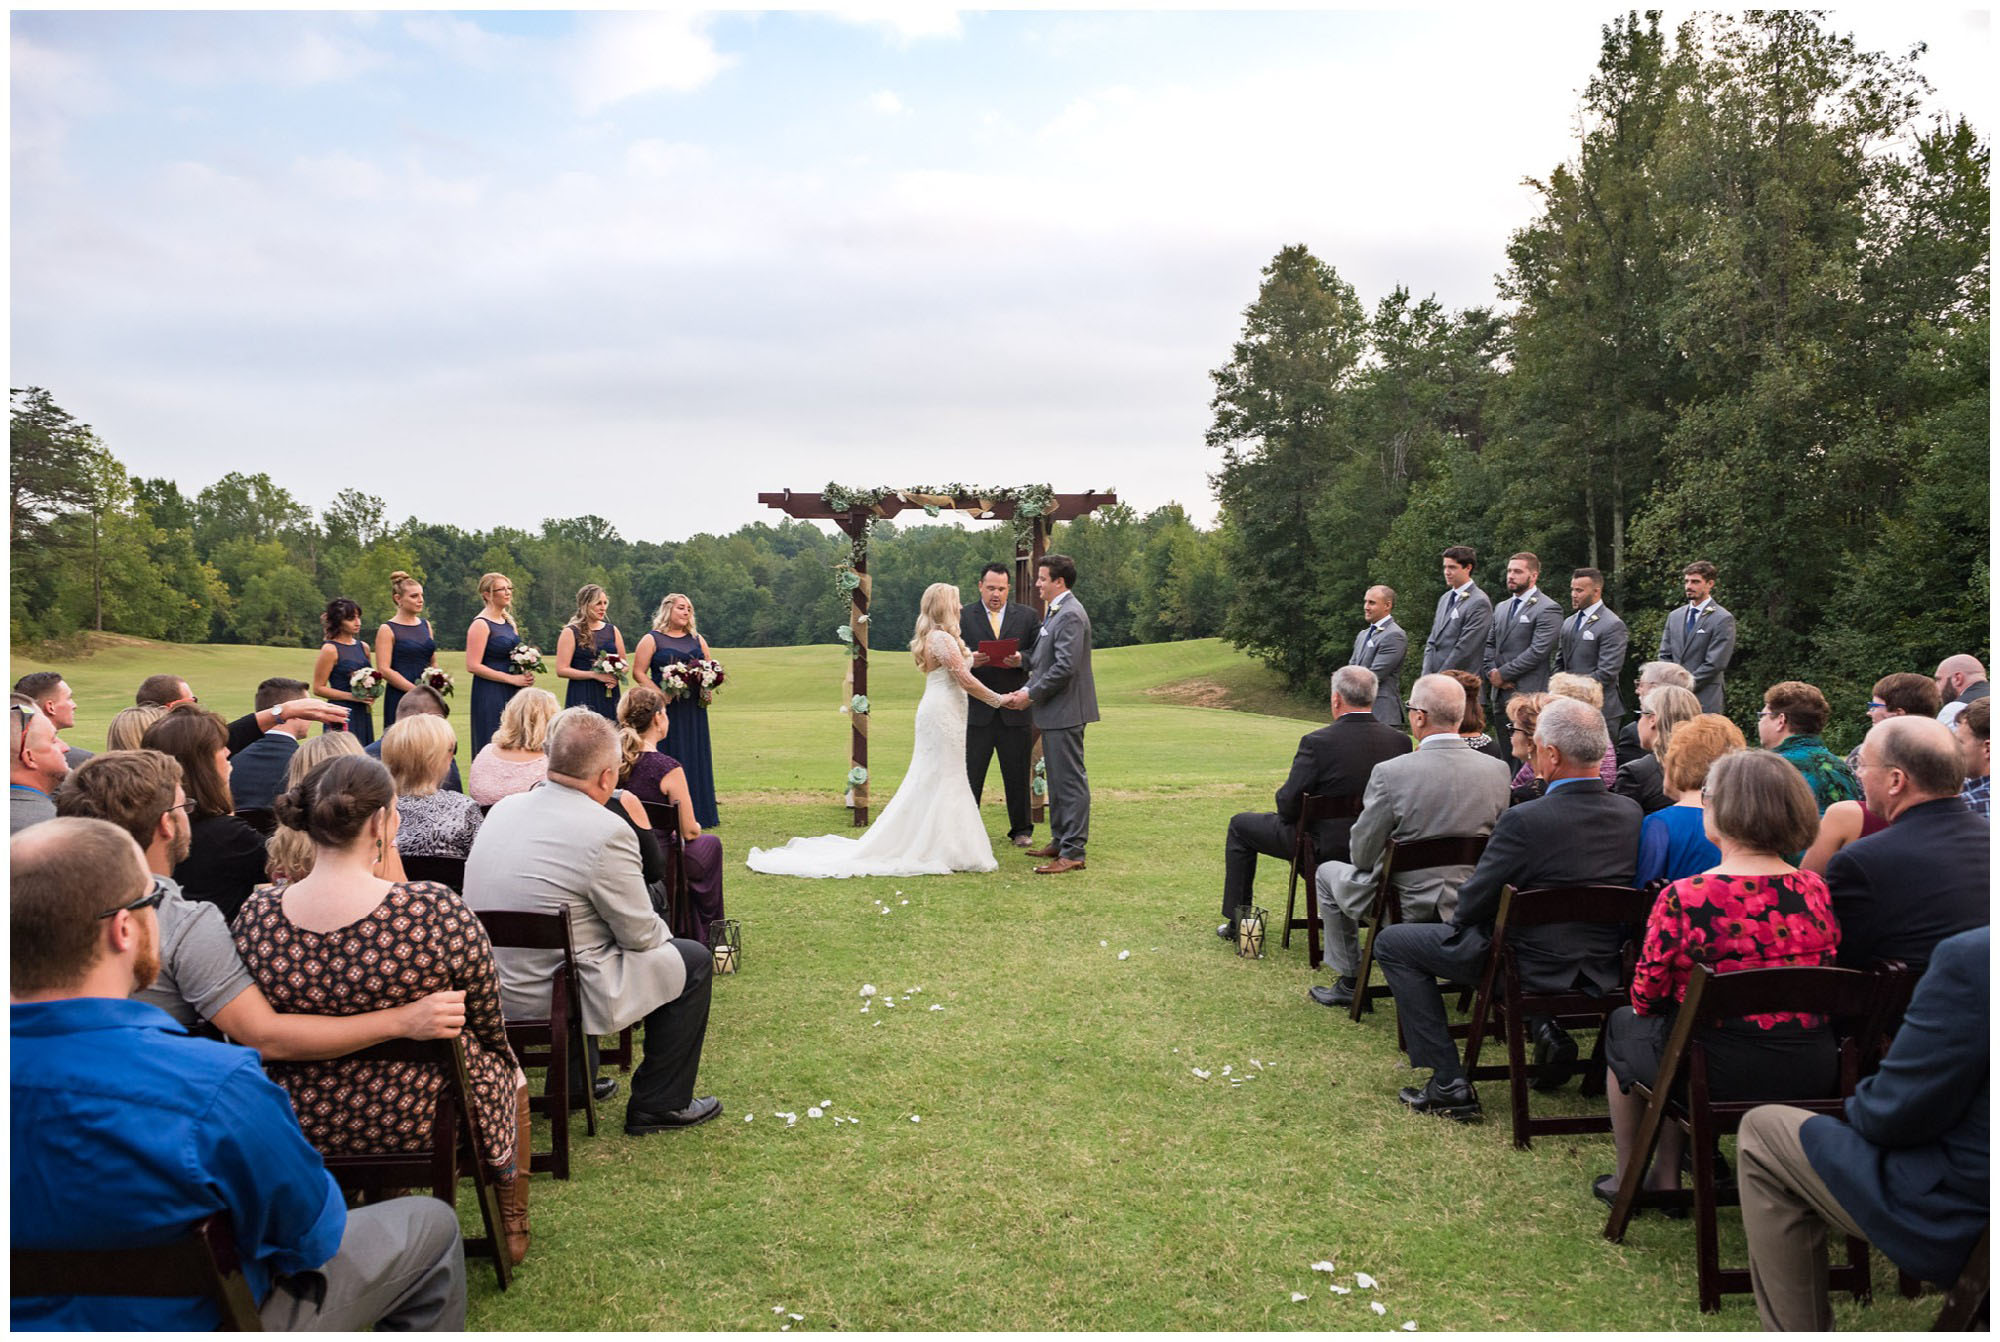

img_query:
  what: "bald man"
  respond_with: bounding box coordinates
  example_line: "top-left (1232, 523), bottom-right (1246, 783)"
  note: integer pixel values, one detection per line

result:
top-left (1350, 586), bottom-right (1408, 727)
top-left (1933, 654), bottom-right (1988, 728)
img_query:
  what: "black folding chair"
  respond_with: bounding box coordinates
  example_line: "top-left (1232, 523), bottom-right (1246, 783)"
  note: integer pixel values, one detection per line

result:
top-left (1281, 792), bottom-right (1364, 964)
top-left (400, 854), bottom-right (467, 892)
top-left (12, 1212), bottom-right (264, 1329)
top-left (476, 907), bottom-right (594, 1178)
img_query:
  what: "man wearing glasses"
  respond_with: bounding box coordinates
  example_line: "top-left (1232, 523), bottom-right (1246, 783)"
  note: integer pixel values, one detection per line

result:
top-left (11, 817), bottom-right (468, 1330)
top-left (10, 695), bottom-right (71, 835)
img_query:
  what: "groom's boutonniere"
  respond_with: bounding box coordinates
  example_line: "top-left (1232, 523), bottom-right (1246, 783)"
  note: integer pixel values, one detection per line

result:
top-left (1585, 611), bottom-right (1600, 626)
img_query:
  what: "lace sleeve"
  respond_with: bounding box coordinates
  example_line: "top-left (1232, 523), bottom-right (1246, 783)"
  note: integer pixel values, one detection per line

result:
top-left (927, 628), bottom-right (966, 668)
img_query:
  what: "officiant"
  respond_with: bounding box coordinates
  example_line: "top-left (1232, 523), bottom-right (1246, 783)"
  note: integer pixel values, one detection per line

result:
top-left (963, 562), bottom-right (1042, 849)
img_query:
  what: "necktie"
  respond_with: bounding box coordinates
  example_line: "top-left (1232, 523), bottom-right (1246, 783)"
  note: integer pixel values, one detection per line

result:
top-left (1573, 611), bottom-right (1586, 637)
top-left (988, 608), bottom-right (1003, 638)
top-left (1507, 597), bottom-right (1521, 623)
top-left (1447, 591), bottom-right (1460, 618)
top-left (1686, 606), bottom-right (1698, 634)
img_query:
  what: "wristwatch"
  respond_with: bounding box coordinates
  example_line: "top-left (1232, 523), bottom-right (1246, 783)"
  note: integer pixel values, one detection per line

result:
top-left (271, 703), bottom-right (285, 722)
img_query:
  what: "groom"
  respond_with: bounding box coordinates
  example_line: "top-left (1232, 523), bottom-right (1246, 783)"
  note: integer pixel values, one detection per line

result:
top-left (1002, 553), bottom-right (1098, 873)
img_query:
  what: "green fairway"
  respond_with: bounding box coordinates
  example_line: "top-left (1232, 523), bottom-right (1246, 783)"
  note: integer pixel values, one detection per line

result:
top-left (7, 636), bottom-right (1933, 1331)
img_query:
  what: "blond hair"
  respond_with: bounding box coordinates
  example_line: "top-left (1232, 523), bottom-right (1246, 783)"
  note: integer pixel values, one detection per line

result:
top-left (106, 704), bottom-right (167, 752)
top-left (909, 582), bottom-right (967, 670)
top-left (569, 583), bottom-right (609, 654)
top-left (651, 592), bottom-right (697, 636)
top-left (1547, 672), bottom-right (1604, 710)
top-left (477, 572), bottom-right (515, 626)
top-left (390, 569), bottom-right (422, 603)
top-left (263, 731), bottom-right (365, 883)
top-left (379, 714), bottom-right (456, 797)
top-left (286, 731), bottom-right (365, 786)
top-left (494, 688), bottom-right (559, 752)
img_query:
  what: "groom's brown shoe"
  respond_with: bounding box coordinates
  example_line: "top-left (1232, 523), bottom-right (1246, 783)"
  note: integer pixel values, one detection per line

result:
top-left (1025, 843), bottom-right (1059, 858)
top-left (1034, 857), bottom-right (1086, 874)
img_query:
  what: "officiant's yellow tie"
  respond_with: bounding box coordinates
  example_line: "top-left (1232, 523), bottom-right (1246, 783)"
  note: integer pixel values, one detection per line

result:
top-left (988, 608), bottom-right (1003, 638)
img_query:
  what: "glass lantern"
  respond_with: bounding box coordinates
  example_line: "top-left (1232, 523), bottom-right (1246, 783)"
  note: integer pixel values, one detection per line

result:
top-left (1234, 904), bottom-right (1266, 959)
top-left (709, 918), bottom-right (742, 974)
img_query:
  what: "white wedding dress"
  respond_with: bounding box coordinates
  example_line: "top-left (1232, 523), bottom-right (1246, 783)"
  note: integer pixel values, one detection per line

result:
top-left (746, 630), bottom-right (1000, 878)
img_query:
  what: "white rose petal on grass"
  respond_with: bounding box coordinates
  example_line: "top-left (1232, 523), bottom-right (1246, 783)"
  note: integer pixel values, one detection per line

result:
top-left (1402, 1323), bottom-right (1418, 1332)
top-left (1355, 1272), bottom-right (1377, 1289)
top-left (745, 1114), bottom-right (754, 1122)
top-left (929, 1003), bottom-right (944, 1011)
top-left (788, 1314), bottom-right (804, 1321)
top-left (1330, 1284), bottom-right (1351, 1295)
top-left (1221, 1065), bottom-right (1233, 1076)
top-left (1117, 950), bottom-right (1130, 960)
top-left (910, 1114), bottom-right (921, 1123)
top-left (1310, 1261), bottom-right (1336, 1273)
top-left (880, 907), bottom-right (892, 915)
top-left (860, 984), bottom-right (877, 997)
top-left (807, 1107), bottom-right (823, 1119)
top-left (1191, 1068), bottom-right (1211, 1079)
top-left (820, 1098), bottom-right (832, 1108)
top-left (900, 899), bottom-right (909, 905)
top-left (773, 1306), bottom-right (785, 1314)
top-left (1370, 1301), bottom-right (1387, 1316)
top-left (1100, 940), bottom-right (1108, 947)
top-left (1290, 1292), bottom-right (1308, 1303)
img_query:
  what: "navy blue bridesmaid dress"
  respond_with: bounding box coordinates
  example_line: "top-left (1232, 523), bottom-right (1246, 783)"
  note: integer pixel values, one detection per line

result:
top-left (646, 632), bottom-right (718, 827)
top-left (470, 617), bottom-right (522, 757)
top-left (325, 638), bottom-right (376, 745)
top-left (566, 624), bottom-right (622, 721)
top-left (381, 618), bottom-right (436, 727)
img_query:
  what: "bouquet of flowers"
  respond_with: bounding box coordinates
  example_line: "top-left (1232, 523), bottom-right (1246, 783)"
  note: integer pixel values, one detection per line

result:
top-left (509, 643), bottom-right (547, 676)
top-left (592, 649), bottom-right (630, 695)
top-left (418, 665), bottom-right (454, 697)
top-left (347, 667), bottom-right (384, 703)
top-left (690, 657), bottom-right (726, 705)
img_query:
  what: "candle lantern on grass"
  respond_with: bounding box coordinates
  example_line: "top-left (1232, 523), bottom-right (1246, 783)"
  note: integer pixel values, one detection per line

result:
top-left (1234, 904), bottom-right (1266, 959)
top-left (709, 919), bottom-right (742, 974)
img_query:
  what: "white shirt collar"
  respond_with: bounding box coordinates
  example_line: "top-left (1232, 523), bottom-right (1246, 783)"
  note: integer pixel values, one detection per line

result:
top-left (1576, 600), bottom-right (1602, 620)
top-left (1370, 615), bottom-right (1393, 632)
top-left (1452, 579), bottom-right (1476, 597)
top-left (1688, 597), bottom-right (1712, 613)
top-left (1047, 591), bottom-right (1068, 613)
top-left (1510, 586), bottom-right (1541, 605)
top-left (264, 726), bottom-right (297, 738)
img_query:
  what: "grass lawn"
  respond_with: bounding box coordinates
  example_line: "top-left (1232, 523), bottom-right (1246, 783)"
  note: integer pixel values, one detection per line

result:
top-left (9, 635), bottom-right (1935, 1331)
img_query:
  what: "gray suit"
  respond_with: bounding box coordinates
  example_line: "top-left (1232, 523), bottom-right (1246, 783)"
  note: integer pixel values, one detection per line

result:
top-left (1420, 583), bottom-right (1492, 676)
top-left (1025, 591), bottom-right (1099, 860)
top-left (1482, 587), bottom-right (1562, 720)
top-left (1314, 735), bottom-right (1512, 976)
top-left (1351, 617), bottom-right (1408, 726)
top-left (1556, 602), bottom-right (1630, 724)
top-left (1658, 599), bottom-right (1737, 714)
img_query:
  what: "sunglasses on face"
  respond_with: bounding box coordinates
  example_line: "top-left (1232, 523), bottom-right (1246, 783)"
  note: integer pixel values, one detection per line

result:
top-left (98, 874), bottom-right (172, 920)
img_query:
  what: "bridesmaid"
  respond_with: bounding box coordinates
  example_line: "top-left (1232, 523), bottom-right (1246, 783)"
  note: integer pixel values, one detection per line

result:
top-left (631, 592), bottom-right (719, 828)
top-left (556, 583), bottom-right (626, 722)
top-left (374, 570), bottom-right (437, 728)
top-left (311, 597), bottom-right (377, 745)
top-left (465, 572), bottom-right (535, 757)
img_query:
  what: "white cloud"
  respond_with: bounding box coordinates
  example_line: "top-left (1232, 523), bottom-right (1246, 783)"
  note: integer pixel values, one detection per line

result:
top-left (831, 7), bottom-right (964, 45)
top-left (564, 12), bottom-right (734, 114)
top-left (401, 14), bottom-right (522, 72)
top-left (626, 138), bottom-right (710, 179)
top-left (867, 89), bottom-right (905, 115)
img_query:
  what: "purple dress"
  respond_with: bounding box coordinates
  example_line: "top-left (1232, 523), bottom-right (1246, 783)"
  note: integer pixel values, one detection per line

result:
top-left (628, 749), bottom-right (725, 944)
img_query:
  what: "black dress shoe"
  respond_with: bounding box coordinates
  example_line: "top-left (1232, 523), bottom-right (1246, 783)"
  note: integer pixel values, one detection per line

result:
top-left (1308, 977), bottom-right (1357, 1007)
top-left (1396, 1077), bottom-right (1482, 1122)
top-left (593, 1077), bottom-right (620, 1102)
top-left (1216, 922), bottom-right (1235, 943)
top-left (1592, 1173), bottom-right (1688, 1219)
top-left (1531, 1021), bottom-right (1579, 1091)
top-left (625, 1095), bottom-right (723, 1134)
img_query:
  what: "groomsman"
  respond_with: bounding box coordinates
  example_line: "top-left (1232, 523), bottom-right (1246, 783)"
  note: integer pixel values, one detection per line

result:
top-left (1658, 559), bottom-right (1737, 714)
top-left (1556, 568), bottom-right (1629, 731)
top-left (1481, 552), bottom-right (1561, 722)
top-left (962, 563), bottom-right (1042, 848)
top-left (1420, 546), bottom-right (1492, 677)
top-left (1350, 586), bottom-right (1408, 727)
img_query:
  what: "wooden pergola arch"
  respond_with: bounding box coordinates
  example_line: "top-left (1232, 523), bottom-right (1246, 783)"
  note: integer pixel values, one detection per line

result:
top-left (758, 487), bottom-right (1119, 825)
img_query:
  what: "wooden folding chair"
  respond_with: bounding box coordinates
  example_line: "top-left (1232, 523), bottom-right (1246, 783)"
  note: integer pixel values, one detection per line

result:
top-left (12, 1212), bottom-right (264, 1329)
top-left (640, 799), bottom-right (694, 936)
top-left (476, 907), bottom-right (594, 1178)
top-left (400, 854), bottom-right (467, 892)
top-left (1281, 792), bottom-right (1363, 964)
top-left (317, 1036), bottom-right (512, 1291)
top-left (1934, 1225), bottom-right (1990, 1330)
top-left (1602, 963), bottom-right (1890, 1313)
top-left (1456, 883), bottom-right (1653, 1148)
top-left (1347, 834), bottom-right (1490, 1022)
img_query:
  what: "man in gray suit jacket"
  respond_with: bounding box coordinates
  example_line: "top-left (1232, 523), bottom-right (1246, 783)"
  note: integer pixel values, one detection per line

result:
top-left (1482, 550), bottom-right (1563, 723)
top-left (1004, 553), bottom-right (1098, 873)
top-left (1311, 674), bottom-right (1512, 1005)
top-left (1555, 567), bottom-right (1630, 730)
top-left (1420, 545), bottom-right (1492, 677)
top-left (1351, 586), bottom-right (1408, 727)
top-left (1657, 559), bottom-right (1736, 714)
top-left (463, 708), bottom-right (720, 1134)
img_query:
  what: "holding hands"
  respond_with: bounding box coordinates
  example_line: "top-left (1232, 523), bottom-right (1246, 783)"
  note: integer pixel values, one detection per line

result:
top-left (999, 689), bottom-right (1031, 711)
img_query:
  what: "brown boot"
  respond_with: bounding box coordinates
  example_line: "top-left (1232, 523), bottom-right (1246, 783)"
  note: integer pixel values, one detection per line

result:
top-left (499, 1086), bottom-right (532, 1265)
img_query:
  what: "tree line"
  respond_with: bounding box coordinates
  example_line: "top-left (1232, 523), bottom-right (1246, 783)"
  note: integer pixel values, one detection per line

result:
top-left (1209, 11), bottom-right (1988, 745)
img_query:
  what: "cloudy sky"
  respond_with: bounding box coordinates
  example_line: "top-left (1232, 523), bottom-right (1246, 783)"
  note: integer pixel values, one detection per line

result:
top-left (10, 7), bottom-right (1989, 540)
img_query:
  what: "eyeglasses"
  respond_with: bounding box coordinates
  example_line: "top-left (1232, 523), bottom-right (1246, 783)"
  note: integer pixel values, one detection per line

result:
top-left (1402, 703), bottom-right (1426, 716)
top-left (97, 874), bottom-right (171, 920)
top-left (9, 702), bottom-right (36, 720)
top-left (1508, 724), bottom-right (1533, 736)
top-left (166, 695), bottom-right (199, 708)
top-left (1864, 701), bottom-right (1887, 713)
top-left (168, 799), bottom-right (196, 816)
top-left (1757, 708), bottom-right (1779, 719)
top-left (1637, 709), bottom-right (1656, 720)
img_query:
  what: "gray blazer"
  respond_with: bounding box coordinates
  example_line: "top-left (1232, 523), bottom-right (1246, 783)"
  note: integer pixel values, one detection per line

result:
top-left (1658, 600), bottom-right (1736, 714)
top-left (462, 781), bottom-right (690, 1037)
top-left (1351, 618), bottom-right (1408, 726)
top-left (1482, 588), bottom-right (1562, 697)
top-left (1026, 592), bottom-right (1099, 731)
top-left (1556, 604), bottom-right (1630, 720)
top-left (1420, 583), bottom-right (1492, 676)
top-left (1323, 736), bottom-right (1512, 920)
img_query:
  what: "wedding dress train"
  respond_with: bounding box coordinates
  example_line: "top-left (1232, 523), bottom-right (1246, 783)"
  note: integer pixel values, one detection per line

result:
top-left (746, 630), bottom-right (999, 878)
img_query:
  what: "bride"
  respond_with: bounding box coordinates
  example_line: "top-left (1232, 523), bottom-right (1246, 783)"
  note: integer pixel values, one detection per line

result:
top-left (747, 582), bottom-right (1007, 878)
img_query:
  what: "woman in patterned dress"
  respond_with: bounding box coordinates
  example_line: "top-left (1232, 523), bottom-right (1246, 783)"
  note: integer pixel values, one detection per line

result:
top-left (373, 571), bottom-right (437, 729)
top-left (311, 598), bottom-right (377, 745)
top-left (556, 583), bottom-right (626, 721)
top-left (1594, 749), bottom-right (1840, 1208)
top-left (231, 754), bottom-right (534, 1265)
top-left (630, 592), bottom-right (719, 827)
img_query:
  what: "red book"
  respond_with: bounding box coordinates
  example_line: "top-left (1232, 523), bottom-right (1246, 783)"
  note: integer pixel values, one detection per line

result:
top-left (977, 639), bottom-right (1019, 665)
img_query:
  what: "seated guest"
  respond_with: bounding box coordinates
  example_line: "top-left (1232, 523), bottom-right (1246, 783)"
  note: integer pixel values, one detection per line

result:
top-left (1311, 673), bottom-right (1510, 1006)
top-left (1843, 671), bottom-right (1942, 775)
top-left (1503, 692), bottom-right (1551, 806)
top-left (1955, 696), bottom-right (1988, 817)
top-left (1932, 653), bottom-right (1988, 727)
top-left (1596, 750), bottom-right (1838, 1206)
top-left (140, 707), bottom-right (267, 923)
top-left (135, 672), bottom-right (352, 757)
top-left (1757, 680), bottom-right (1862, 814)
top-left (55, 749), bottom-right (464, 1051)
top-left (105, 703), bottom-right (167, 751)
top-left (135, 672), bottom-right (194, 707)
top-left (1374, 698), bottom-right (1642, 1121)
top-left (10, 817), bottom-right (466, 1329)
top-left (226, 677), bottom-right (310, 814)
top-left (1443, 668), bottom-right (1513, 765)
top-left (1215, 666), bottom-right (1411, 941)
top-left (1547, 672), bottom-right (1620, 784)
top-left (469, 688), bottom-right (559, 807)
top-left (1633, 714), bottom-right (1745, 885)
top-left (366, 684), bottom-right (463, 793)
top-left (617, 690), bottom-right (727, 941)
top-left (14, 670), bottom-right (91, 769)
top-left (1826, 716), bottom-right (1989, 973)
top-left (233, 755), bottom-right (531, 1265)
top-left (1613, 685), bottom-right (1702, 815)
top-left (262, 733), bottom-right (367, 885)
top-left (1798, 797), bottom-right (1885, 875)
top-left (10, 695), bottom-right (70, 834)
top-left (464, 709), bottom-right (722, 1135)
top-left (384, 715), bottom-right (483, 861)
top-left (1737, 926), bottom-right (1987, 1331)
top-left (1615, 661), bottom-right (1696, 766)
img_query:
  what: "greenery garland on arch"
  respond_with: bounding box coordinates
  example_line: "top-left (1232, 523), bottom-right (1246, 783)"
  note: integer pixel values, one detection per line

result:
top-left (822, 482), bottom-right (1058, 612)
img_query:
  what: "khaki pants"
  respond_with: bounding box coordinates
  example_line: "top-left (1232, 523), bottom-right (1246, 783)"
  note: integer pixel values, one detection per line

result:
top-left (1738, 1104), bottom-right (1869, 1331)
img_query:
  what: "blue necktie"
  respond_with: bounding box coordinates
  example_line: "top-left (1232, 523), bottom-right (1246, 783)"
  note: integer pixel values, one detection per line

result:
top-left (1686, 606), bottom-right (1698, 635)
top-left (1573, 611), bottom-right (1586, 637)
top-left (1507, 597), bottom-right (1521, 623)
top-left (1446, 591), bottom-right (1460, 618)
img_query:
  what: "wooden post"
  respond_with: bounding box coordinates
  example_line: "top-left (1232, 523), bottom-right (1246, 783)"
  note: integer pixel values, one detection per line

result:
top-left (842, 512), bottom-right (871, 826)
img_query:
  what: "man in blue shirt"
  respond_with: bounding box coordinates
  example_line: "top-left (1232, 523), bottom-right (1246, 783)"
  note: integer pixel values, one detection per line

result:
top-left (10, 817), bottom-right (466, 1331)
